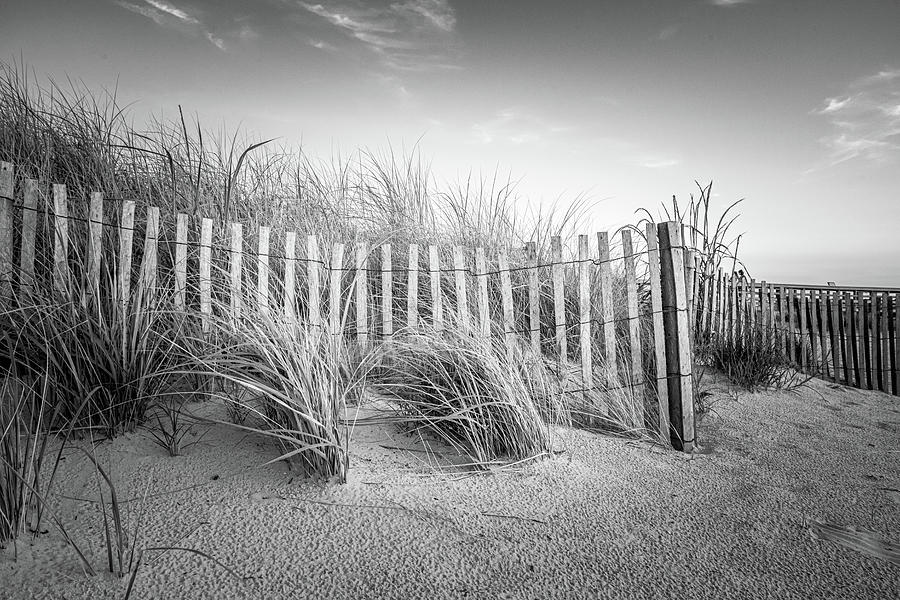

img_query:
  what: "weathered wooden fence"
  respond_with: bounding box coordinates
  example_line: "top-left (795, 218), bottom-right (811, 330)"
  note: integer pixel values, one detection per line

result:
top-left (0, 162), bottom-right (701, 450)
top-left (695, 268), bottom-right (900, 396)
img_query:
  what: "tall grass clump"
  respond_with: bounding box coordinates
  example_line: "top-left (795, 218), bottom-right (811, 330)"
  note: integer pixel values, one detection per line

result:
top-left (369, 328), bottom-right (554, 465)
top-left (699, 320), bottom-right (810, 392)
top-left (177, 302), bottom-right (367, 481)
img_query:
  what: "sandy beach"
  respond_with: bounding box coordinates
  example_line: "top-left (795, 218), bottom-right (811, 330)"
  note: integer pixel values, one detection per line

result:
top-left (2, 374), bottom-right (898, 600)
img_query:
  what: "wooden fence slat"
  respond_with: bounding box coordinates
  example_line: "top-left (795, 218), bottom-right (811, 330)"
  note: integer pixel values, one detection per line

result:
top-left (356, 242), bottom-right (369, 346)
top-left (330, 243), bottom-right (345, 336)
top-left (381, 244), bottom-right (393, 338)
top-left (551, 236), bottom-right (567, 366)
top-left (777, 285), bottom-right (787, 358)
top-left (525, 242), bottom-right (540, 353)
top-left (729, 273), bottom-right (738, 345)
top-left (118, 199), bottom-right (135, 312)
top-left (879, 292), bottom-right (889, 393)
top-left (703, 270), bottom-right (715, 339)
top-left (19, 179), bottom-right (37, 297)
top-left (257, 226), bottom-right (270, 315)
top-left (856, 290), bottom-right (869, 389)
top-left (429, 244), bottom-right (442, 331)
top-left (828, 290), bottom-right (841, 383)
top-left (52, 184), bottom-right (70, 298)
top-left (199, 218), bottom-right (212, 333)
top-left (0, 162), bottom-right (13, 301)
top-left (174, 213), bottom-right (188, 312)
top-left (747, 278), bottom-right (757, 335)
top-left (577, 234), bottom-right (592, 396)
top-left (284, 232), bottom-right (297, 323)
top-left (719, 271), bottom-right (728, 339)
top-left (475, 247), bottom-right (490, 338)
top-left (453, 246), bottom-right (469, 334)
top-left (808, 289), bottom-right (821, 375)
top-left (498, 249), bottom-right (515, 357)
top-left (657, 222), bottom-right (695, 453)
top-left (646, 222), bottom-right (669, 441)
top-left (622, 230), bottom-right (643, 391)
top-left (843, 291), bottom-right (857, 386)
top-left (138, 206), bottom-right (160, 306)
top-left (407, 243), bottom-right (419, 330)
top-left (799, 289), bottom-right (808, 371)
top-left (865, 292), bottom-right (876, 390)
top-left (759, 281), bottom-right (768, 341)
top-left (890, 292), bottom-right (900, 396)
top-left (229, 223), bottom-right (243, 324)
top-left (597, 232), bottom-right (616, 370)
top-left (308, 235), bottom-right (321, 328)
top-left (86, 192), bottom-right (104, 305)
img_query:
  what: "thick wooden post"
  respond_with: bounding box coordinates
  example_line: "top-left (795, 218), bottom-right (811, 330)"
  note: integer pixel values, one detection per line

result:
top-left (138, 206), bottom-right (160, 307)
top-left (657, 222), bottom-right (695, 453)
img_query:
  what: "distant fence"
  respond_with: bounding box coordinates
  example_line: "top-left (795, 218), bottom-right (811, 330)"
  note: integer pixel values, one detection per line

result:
top-left (0, 162), bottom-right (704, 451)
top-left (694, 270), bottom-right (900, 396)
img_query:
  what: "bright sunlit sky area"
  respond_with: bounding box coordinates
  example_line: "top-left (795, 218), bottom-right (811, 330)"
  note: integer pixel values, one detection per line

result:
top-left (3, 0), bottom-right (899, 285)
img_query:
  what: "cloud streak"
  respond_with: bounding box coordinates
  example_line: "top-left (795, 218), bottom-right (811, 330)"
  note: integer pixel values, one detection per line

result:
top-left (470, 108), bottom-right (570, 146)
top-left (113, 0), bottom-right (227, 50)
top-left (814, 67), bottom-right (900, 165)
top-left (297, 1), bottom-right (459, 70)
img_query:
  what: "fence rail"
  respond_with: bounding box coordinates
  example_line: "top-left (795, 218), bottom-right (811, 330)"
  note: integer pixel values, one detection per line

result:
top-left (694, 270), bottom-right (900, 396)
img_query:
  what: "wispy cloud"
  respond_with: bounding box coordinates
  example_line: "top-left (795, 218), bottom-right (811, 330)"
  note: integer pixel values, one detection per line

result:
top-left (709, 0), bottom-right (755, 6)
top-left (636, 158), bottom-right (680, 169)
top-left (470, 108), bottom-right (570, 146)
top-left (297, 1), bottom-right (460, 70)
top-left (814, 67), bottom-right (900, 165)
top-left (658, 24), bottom-right (679, 41)
top-left (113, 0), bottom-right (228, 51)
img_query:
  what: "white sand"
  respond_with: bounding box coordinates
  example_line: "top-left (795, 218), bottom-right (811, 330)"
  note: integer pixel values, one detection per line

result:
top-left (2, 375), bottom-right (899, 599)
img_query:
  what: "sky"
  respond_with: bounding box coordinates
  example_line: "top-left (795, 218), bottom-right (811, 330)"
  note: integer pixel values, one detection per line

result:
top-left (2, 0), bottom-right (899, 286)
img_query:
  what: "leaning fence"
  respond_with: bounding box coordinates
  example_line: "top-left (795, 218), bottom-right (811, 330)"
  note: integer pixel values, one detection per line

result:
top-left (0, 161), bottom-right (703, 450)
top-left (694, 268), bottom-right (900, 396)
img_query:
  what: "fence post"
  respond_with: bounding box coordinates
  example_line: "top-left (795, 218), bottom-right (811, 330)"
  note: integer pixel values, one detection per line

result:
top-left (498, 249), bottom-right (515, 359)
top-left (284, 232), bottom-right (297, 323)
top-left (308, 235), bottom-right (321, 329)
top-left (551, 236), bottom-right (567, 367)
top-left (257, 226), bottom-right (270, 316)
top-left (646, 222), bottom-right (670, 443)
top-left (118, 200), bottom-right (135, 313)
top-left (330, 243), bottom-right (345, 336)
top-left (657, 222), bottom-right (695, 453)
top-left (138, 205), bottom-right (160, 309)
top-left (407, 243), bottom-right (419, 330)
top-left (356, 241), bottom-right (369, 347)
top-left (475, 247), bottom-right (489, 338)
top-left (0, 162), bottom-right (13, 302)
top-left (229, 223), bottom-right (243, 325)
top-left (597, 231), bottom-right (616, 371)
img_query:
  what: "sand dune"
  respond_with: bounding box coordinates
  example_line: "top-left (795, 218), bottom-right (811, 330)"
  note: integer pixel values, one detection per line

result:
top-left (2, 375), bottom-right (898, 599)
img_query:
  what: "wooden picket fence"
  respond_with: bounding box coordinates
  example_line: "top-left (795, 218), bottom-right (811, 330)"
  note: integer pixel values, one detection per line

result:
top-left (0, 161), bottom-right (700, 451)
top-left (694, 269), bottom-right (900, 396)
